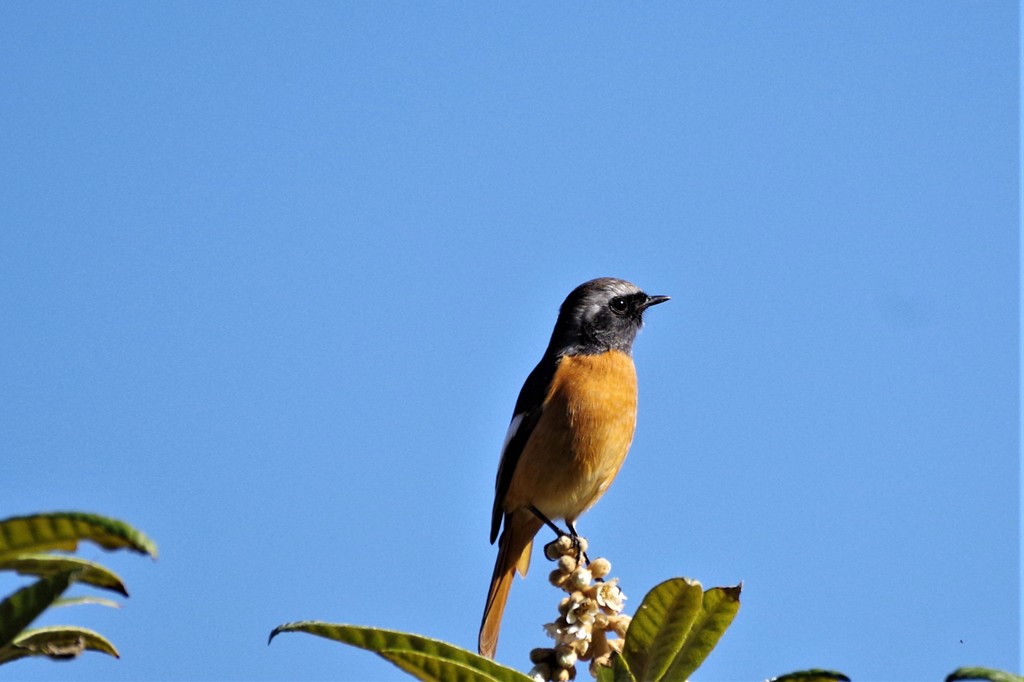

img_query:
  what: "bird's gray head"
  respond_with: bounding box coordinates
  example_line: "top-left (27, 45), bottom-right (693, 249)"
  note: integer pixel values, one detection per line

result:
top-left (546, 277), bottom-right (669, 356)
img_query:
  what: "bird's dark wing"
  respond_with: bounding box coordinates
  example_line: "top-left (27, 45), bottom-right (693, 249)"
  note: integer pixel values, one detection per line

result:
top-left (489, 353), bottom-right (559, 544)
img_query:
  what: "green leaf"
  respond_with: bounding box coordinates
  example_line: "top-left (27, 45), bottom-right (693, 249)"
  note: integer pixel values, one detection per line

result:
top-left (621, 577), bottom-right (703, 680)
top-left (52, 596), bottom-right (122, 609)
top-left (769, 670), bottom-right (852, 682)
top-left (0, 553), bottom-right (129, 596)
top-left (0, 512), bottom-right (158, 560)
top-left (620, 578), bottom-right (741, 682)
top-left (595, 651), bottom-right (637, 682)
top-left (0, 572), bottom-right (75, 647)
top-left (0, 625), bottom-right (119, 665)
top-left (660, 584), bottom-right (741, 680)
top-left (946, 668), bottom-right (1024, 682)
top-left (268, 622), bottom-right (533, 682)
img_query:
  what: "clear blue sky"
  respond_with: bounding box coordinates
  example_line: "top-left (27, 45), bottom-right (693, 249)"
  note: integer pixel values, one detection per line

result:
top-left (1, 3), bottom-right (1019, 680)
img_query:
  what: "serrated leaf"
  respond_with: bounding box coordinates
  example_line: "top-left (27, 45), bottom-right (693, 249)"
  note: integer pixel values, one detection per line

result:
top-left (622, 577), bottom-right (703, 680)
top-left (0, 572), bottom-right (75, 647)
top-left (946, 668), bottom-right (1024, 682)
top-left (0, 625), bottom-right (119, 665)
top-left (268, 622), bottom-right (533, 682)
top-left (768, 669), bottom-right (852, 682)
top-left (0, 512), bottom-right (157, 560)
top-left (660, 584), bottom-right (741, 680)
top-left (0, 554), bottom-right (128, 596)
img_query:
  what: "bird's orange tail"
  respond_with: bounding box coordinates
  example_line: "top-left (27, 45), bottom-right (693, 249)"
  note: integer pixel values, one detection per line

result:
top-left (478, 511), bottom-right (543, 659)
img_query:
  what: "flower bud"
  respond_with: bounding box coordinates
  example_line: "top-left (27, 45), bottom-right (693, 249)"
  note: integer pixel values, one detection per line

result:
top-left (570, 567), bottom-right (592, 589)
top-left (607, 614), bottom-right (632, 638)
top-left (588, 557), bottom-right (611, 579)
top-left (549, 568), bottom-right (571, 587)
top-left (555, 645), bottom-right (578, 669)
top-left (574, 536), bottom-right (588, 555)
top-left (528, 663), bottom-right (551, 682)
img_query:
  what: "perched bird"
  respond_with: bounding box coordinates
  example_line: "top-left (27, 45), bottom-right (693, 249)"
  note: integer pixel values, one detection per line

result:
top-left (478, 277), bottom-right (669, 659)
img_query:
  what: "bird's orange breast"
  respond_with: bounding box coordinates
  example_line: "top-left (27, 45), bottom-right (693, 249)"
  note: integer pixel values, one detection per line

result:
top-left (505, 350), bottom-right (638, 522)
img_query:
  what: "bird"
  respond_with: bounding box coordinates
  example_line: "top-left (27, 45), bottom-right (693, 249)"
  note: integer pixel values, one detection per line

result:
top-left (478, 277), bottom-right (669, 659)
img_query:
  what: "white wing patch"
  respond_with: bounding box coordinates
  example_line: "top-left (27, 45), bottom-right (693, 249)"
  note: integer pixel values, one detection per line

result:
top-left (500, 413), bottom-right (525, 458)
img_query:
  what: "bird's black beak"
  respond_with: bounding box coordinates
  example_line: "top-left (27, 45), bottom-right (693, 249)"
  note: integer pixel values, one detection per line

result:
top-left (640, 294), bottom-right (670, 310)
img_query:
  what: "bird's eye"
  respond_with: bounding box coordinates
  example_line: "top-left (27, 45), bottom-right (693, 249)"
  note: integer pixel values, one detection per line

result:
top-left (609, 296), bottom-right (629, 314)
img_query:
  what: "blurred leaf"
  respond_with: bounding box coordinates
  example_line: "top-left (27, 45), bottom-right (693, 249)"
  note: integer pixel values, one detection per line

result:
top-left (946, 668), bottom-right (1024, 682)
top-left (0, 554), bottom-right (128, 596)
top-left (769, 670), bottom-right (852, 682)
top-left (0, 572), bottom-right (75, 648)
top-left (0, 625), bottom-right (119, 665)
top-left (660, 583), bottom-right (741, 680)
top-left (269, 621), bottom-right (533, 682)
top-left (0, 512), bottom-right (157, 560)
top-left (52, 596), bottom-right (122, 609)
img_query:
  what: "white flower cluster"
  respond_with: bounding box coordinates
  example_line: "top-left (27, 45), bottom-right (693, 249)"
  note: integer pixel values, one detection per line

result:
top-left (527, 536), bottom-right (631, 682)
